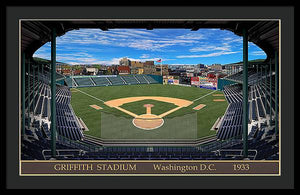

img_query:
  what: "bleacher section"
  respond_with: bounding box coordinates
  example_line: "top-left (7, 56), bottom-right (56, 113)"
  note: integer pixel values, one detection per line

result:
top-left (107, 76), bottom-right (125, 85)
top-left (64, 77), bottom-right (75, 87)
top-left (217, 101), bottom-right (243, 140)
top-left (219, 126), bottom-right (278, 160)
top-left (91, 77), bottom-right (111, 86)
top-left (65, 75), bottom-right (160, 87)
top-left (22, 72), bottom-right (85, 159)
top-left (134, 75), bottom-right (149, 84)
top-left (74, 77), bottom-right (94, 87)
top-left (144, 75), bottom-right (159, 84)
top-left (226, 68), bottom-right (259, 84)
top-left (121, 75), bottom-right (139, 85)
top-left (217, 71), bottom-right (277, 142)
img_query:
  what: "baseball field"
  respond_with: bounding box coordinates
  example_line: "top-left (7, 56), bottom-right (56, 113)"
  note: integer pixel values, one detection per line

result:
top-left (70, 84), bottom-right (228, 140)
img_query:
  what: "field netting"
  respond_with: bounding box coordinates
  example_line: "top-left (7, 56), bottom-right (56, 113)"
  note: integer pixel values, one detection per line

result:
top-left (100, 112), bottom-right (198, 140)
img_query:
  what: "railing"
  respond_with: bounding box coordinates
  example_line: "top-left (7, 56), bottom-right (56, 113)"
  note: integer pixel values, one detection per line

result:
top-left (57, 135), bottom-right (104, 152)
top-left (42, 149), bottom-right (84, 160)
top-left (198, 135), bottom-right (242, 152)
top-left (216, 149), bottom-right (258, 160)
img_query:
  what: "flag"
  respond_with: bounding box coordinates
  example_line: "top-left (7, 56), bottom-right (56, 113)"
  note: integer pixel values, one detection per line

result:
top-left (156, 59), bottom-right (162, 63)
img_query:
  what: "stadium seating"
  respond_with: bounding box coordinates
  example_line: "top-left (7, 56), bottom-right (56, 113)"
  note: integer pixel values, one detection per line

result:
top-left (64, 77), bottom-right (76, 87)
top-left (121, 75), bottom-right (139, 85)
top-left (64, 75), bottom-right (160, 87)
top-left (134, 75), bottom-right (149, 84)
top-left (217, 69), bottom-right (277, 143)
top-left (226, 68), bottom-right (259, 84)
top-left (107, 76), bottom-right (125, 85)
top-left (74, 77), bottom-right (94, 87)
top-left (91, 77), bottom-right (111, 86)
top-left (144, 75), bottom-right (159, 84)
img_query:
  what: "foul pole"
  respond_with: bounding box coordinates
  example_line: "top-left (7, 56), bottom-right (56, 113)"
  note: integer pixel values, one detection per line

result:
top-left (161, 59), bottom-right (163, 76)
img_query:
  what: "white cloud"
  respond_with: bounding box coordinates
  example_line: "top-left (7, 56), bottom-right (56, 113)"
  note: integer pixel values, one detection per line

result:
top-left (177, 51), bottom-right (239, 58)
top-left (176, 33), bottom-right (205, 40)
top-left (140, 54), bottom-right (150, 58)
top-left (251, 51), bottom-right (266, 56)
top-left (222, 37), bottom-right (243, 44)
top-left (55, 29), bottom-right (200, 52)
top-left (189, 45), bottom-right (231, 52)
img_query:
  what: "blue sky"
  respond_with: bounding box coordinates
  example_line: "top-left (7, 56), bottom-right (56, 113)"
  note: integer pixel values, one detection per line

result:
top-left (33, 28), bottom-right (266, 65)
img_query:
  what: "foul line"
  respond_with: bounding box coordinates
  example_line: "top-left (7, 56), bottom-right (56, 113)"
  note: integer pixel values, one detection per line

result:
top-left (192, 90), bottom-right (217, 102)
top-left (72, 88), bottom-right (105, 103)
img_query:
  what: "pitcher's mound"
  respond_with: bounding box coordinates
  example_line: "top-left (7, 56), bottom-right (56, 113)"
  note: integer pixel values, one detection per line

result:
top-left (132, 114), bottom-right (164, 130)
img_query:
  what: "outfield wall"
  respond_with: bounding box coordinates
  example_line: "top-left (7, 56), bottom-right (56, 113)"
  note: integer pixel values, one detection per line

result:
top-left (217, 78), bottom-right (237, 90)
top-left (147, 74), bottom-right (163, 84)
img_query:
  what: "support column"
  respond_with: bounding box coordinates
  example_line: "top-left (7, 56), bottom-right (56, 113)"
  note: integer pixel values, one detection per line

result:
top-left (256, 65), bottom-right (259, 84)
top-left (242, 28), bottom-right (249, 158)
top-left (27, 58), bottom-right (31, 127)
top-left (37, 65), bottom-right (40, 91)
top-left (269, 59), bottom-right (272, 125)
top-left (260, 65), bottom-right (263, 85)
top-left (22, 53), bottom-right (26, 136)
top-left (50, 28), bottom-right (57, 158)
top-left (41, 64), bottom-right (44, 81)
top-left (265, 65), bottom-right (267, 108)
top-left (275, 51), bottom-right (279, 134)
top-left (32, 65), bottom-right (35, 114)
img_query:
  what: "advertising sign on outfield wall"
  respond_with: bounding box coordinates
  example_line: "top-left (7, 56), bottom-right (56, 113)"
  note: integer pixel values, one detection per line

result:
top-left (191, 77), bottom-right (200, 86)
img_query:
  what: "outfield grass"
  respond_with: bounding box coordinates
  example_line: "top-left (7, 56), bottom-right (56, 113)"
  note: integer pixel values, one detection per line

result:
top-left (70, 84), bottom-right (228, 139)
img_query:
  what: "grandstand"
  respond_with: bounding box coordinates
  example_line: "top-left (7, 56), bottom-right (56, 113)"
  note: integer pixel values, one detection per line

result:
top-left (64, 75), bottom-right (159, 88)
top-left (73, 77), bottom-right (94, 87)
top-left (21, 20), bottom-right (279, 161)
top-left (91, 77), bottom-right (111, 86)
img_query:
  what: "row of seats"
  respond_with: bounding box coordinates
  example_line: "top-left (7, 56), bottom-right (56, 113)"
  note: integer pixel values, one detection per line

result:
top-left (74, 77), bottom-right (94, 86)
top-left (64, 75), bottom-right (159, 87)
top-left (91, 77), bottom-right (111, 86)
top-left (55, 85), bottom-right (83, 141)
top-left (217, 72), bottom-right (277, 141)
top-left (223, 127), bottom-right (278, 160)
top-left (134, 75), bottom-right (149, 84)
top-left (226, 68), bottom-right (258, 84)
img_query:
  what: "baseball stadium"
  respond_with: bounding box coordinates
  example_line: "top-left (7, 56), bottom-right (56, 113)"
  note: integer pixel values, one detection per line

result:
top-left (20, 20), bottom-right (280, 161)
